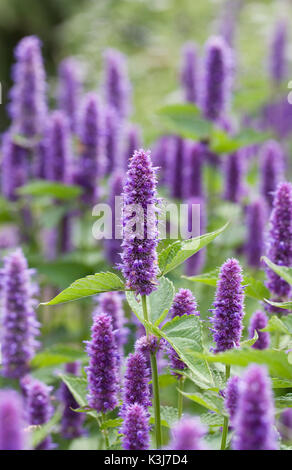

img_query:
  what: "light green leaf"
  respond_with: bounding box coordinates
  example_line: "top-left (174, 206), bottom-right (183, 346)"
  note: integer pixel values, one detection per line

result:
top-left (31, 345), bottom-right (86, 368)
top-left (150, 406), bottom-right (179, 428)
top-left (240, 330), bottom-right (258, 348)
top-left (200, 412), bottom-right (224, 427)
top-left (31, 410), bottom-right (61, 448)
top-left (264, 299), bottom-right (292, 311)
top-left (262, 316), bottom-right (291, 335)
top-left (275, 394), bottom-right (292, 408)
top-left (59, 374), bottom-right (97, 418)
top-left (262, 257), bottom-right (292, 286)
top-left (272, 378), bottom-right (292, 388)
top-left (100, 418), bottom-right (123, 430)
top-left (159, 223), bottom-right (228, 276)
top-left (181, 390), bottom-right (225, 414)
top-left (157, 103), bottom-right (212, 140)
top-left (17, 180), bottom-right (82, 200)
top-left (41, 272), bottom-right (125, 306)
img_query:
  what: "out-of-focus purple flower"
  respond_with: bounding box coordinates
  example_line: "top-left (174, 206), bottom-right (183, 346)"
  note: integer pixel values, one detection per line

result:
top-left (76, 92), bottom-right (103, 205)
top-left (246, 199), bottom-right (267, 268)
top-left (104, 105), bottom-right (121, 175)
top-left (0, 225), bottom-right (19, 250)
top-left (266, 182), bottom-right (292, 302)
top-left (27, 379), bottom-right (55, 450)
top-left (185, 197), bottom-right (206, 276)
top-left (135, 334), bottom-right (166, 377)
top-left (58, 58), bottom-right (82, 133)
top-left (152, 136), bottom-right (173, 185)
top-left (121, 403), bottom-right (150, 450)
top-left (260, 140), bottom-right (284, 208)
top-left (85, 313), bottom-right (119, 412)
top-left (218, 0), bottom-right (243, 46)
top-left (224, 376), bottom-right (240, 425)
top-left (104, 48), bottom-right (131, 120)
top-left (210, 258), bottom-right (245, 353)
top-left (180, 42), bottom-right (199, 104)
top-left (105, 171), bottom-right (124, 266)
top-left (34, 140), bottom-right (47, 179)
top-left (120, 149), bottom-right (159, 296)
top-left (261, 98), bottom-right (292, 139)
top-left (270, 21), bottom-right (287, 85)
top-left (223, 151), bottom-right (244, 203)
top-left (60, 214), bottom-right (73, 254)
top-left (121, 351), bottom-right (151, 416)
top-left (168, 289), bottom-right (199, 376)
top-left (168, 416), bottom-right (207, 450)
top-left (186, 141), bottom-right (204, 199)
top-left (1, 249), bottom-right (40, 379)
top-left (168, 137), bottom-right (187, 199)
top-left (60, 362), bottom-right (85, 439)
top-left (248, 311), bottom-right (270, 350)
top-left (0, 390), bottom-right (26, 450)
top-left (233, 365), bottom-right (278, 450)
top-left (9, 35), bottom-right (47, 138)
top-left (123, 124), bottom-right (141, 169)
top-left (45, 110), bottom-right (72, 183)
top-left (1, 133), bottom-right (28, 201)
top-left (95, 291), bottom-right (127, 349)
top-left (278, 409), bottom-right (292, 442)
top-left (202, 36), bottom-right (232, 122)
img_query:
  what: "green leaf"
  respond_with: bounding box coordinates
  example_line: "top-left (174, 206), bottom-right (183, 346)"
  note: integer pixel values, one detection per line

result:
top-left (150, 406), bottom-right (179, 428)
top-left (157, 103), bottom-right (212, 140)
top-left (240, 330), bottom-right (258, 348)
top-left (181, 390), bottom-right (224, 414)
top-left (31, 345), bottom-right (86, 368)
top-left (264, 299), bottom-right (292, 311)
top-left (275, 394), bottom-right (292, 408)
top-left (41, 272), bottom-right (125, 306)
top-left (126, 277), bottom-right (175, 326)
top-left (32, 260), bottom-right (95, 289)
top-left (100, 418), bottom-right (123, 430)
top-left (159, 222), bottom-right (228, 276)
top-left (31, 410), bottom-right (61, 448)
top-left (262, 316), bottom-right (292, 335)
top-left (272, 378), bottom-right (292, 388)
top-left (59, 374), bottom-right (97, 418)
top-left (200, 412), bottom-right (224, 427)
top-left (211, 128), bottom-right (270, 154)
top-left (262, 256), bottom-right (292, 286)
top-left (17, 180), bottom-right (82, 200)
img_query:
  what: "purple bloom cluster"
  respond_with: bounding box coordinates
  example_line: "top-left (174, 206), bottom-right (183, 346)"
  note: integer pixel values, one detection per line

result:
top-left (266, 182), bottom-right (292, 301)
top-left (168, 416), bottom-right (207, 450)
top-left (1, 249), bottom-right (40, 379)
top-left (246, 199), bottom-right (266, 268)
top-left (45, 110), bottom-right (72, 183)
top-left (104, 49), bottom-right (131, 120)
top-left (152, 136), bottom-right (173, 185)
top-left (104, 106), bottom-right (121, 175)
top-left (58, 58), bottom-right (82, 133)
top-left (233, 365), bottom-right (278, 450)
top-left (0, 391), bottom-right (25, 450)
top-left (120, 149), bottom-right (159, 296)
top-left (210, 258), bottom-right (244, 353)
top-left (260, 140), bottom-right (284, 208)
top-left (180, 42), bottom-right (198, 104)
top-left (121, 351), bottom-right (151, 416)
top-left (248, 310), bottom-right (270, 350)
top-left (85, 313), bottom-right (119, 412)
top-left (185, 197), bottom-right (206, 276)
top-left (278, 409), bottom-right (292, 442)
top-left (186, 141), bottom-right (204, 199)
top-left (168, 137), bottom-right (186, 200)
top-left (223, 151), bottom-right (244, 203)
top-left (123, 124), bottom-right (141, 169)
top-left (224, 375), bottom-right (240, 425)
top-left (60, 362), bottom-right (85, 439)
top-left (121, 403), bottom-right (150, 450)
top-left (96, 291), bottom-right (127, 349)
top-left (270, 21), bottom-right (287, 85)
top-left (1, 133), bottom-right (28, 201)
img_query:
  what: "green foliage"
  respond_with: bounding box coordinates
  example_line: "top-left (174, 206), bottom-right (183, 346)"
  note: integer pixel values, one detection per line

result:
top-left (17, 180), bottom-right (82, 200)
top-left (150, 406), bottom-right (179, 428)
top-left (181, 390), bottom-right (225, 415)
top-left (31, 410), bottom-right (62, 448)
top-left (262, 257), bottom-right (292, 286)
top-left (31, 345), bottom-right (86, 368)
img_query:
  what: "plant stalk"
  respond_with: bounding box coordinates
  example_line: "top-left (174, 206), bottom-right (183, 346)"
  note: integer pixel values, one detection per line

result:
top-left (220, 364), bottom-right (231, 451)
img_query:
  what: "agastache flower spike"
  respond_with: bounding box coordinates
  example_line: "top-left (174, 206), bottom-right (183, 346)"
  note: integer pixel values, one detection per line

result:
top-left (104, 105), bottom-right (121, 175)
top-left (45, 110), bottom-right (72, 183)
top-left (168, 416), bottom-right (208, 450)
top-left (121, 403), bottom-right (150, 450)
top-left (60, 362), bottom-right (85, 439)
top-left (96, 291), bottom-right (127, 349)
top-left (152, 136), bottom-right (172, 185)
top-left (233, 365), bottom-right (278, 450)
top-left (186, 141), bottom-right (204, 199)
top-left (248, 311), bottom-right (270, 350)
top-left (105, 171), bottom-right (124, 266)
top-left (104, 48), bottom-right (131, 120)
top-left (246, 199), bottom-right (267, 268)
top-left (85, 313), bottom-right (119, 412)
top-left (1, 132), bottom-right (28, 201)
top-left (0, 391), bottom-right (26, 450)
top-left (120, 149), bottom-right (159, 296)
top-left (224, 376), bottom-right (240, 425)
top-left (260, 140), bottom-right (284, 208)
top-left (1, 249), bottom-right (40, 379)
top-left (121, 351), bottom-right (151, 416)
top-left (168, 137), bottom-right (187, 200)
top-left (266, 182), bottom-right (292, 302)
top-left (223, 151), bottom-right (244, 203)
top-left (27, 379), bottom-right (55, 450)
top-left (58, 58), bottom-right (82, 133)
top-left (270, 21), bottom-right (287, 85)
top-left (180, 42), bottom-right (199, 104)
top-left (210, 258), bottom-right (244, 353)
top-left (123, 124), bottom-right (142, 169)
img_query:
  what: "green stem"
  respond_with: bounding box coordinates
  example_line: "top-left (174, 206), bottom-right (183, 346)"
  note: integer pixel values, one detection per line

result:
top-left (141, 295), bottom-right (162, 449)
top-left (275, 330), bottom-right (280, 349)
top-left (177, 377), bottom-right (184, 419)
top-left (100, 413), bottom-right (110, 449)
top-left (220, 365), bottom-right (231, 451)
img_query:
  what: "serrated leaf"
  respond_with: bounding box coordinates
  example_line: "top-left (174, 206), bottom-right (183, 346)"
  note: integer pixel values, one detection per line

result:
top-left (262, 316), bottom-right (291, 335)
top-left (181, 390), bottom-right (225, 414)
top-left (59, 374), bottom-right (97, 419)
top-left (31, 410), bottom-right (61, 448)
top-left (41, 272), bottom-right (125, 306)
top-left (157, 103), bottom-right (212, 140)
top-left (31, 345), bottom-right (86, 368)
top-left (200, 412), bottom-right (224, 427)
top-left (262, 257), bottom-right (292, 286)
top-left (100, 418), bottom-right (123, 430)
top-left (150, 406), bottom-right (179, 428)
top-left (17, 180), bottom-right (82, 200)
top-left (159, 223), bottom-right (228, 276)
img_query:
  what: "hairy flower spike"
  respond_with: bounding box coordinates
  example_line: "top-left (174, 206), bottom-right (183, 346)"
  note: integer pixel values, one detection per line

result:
top-left (180, 42), bottom-right (198, 104)
top-left (61, 362), bottom-right (85, 439)
top-left (95, 291), bottom-right (127, 349)
top-left (58, 58), bottom-right (82, 133)
top-left (1, 133), bottom-right (28, 201)
top-left (121, 351), bottom-right (151, 416)
top-left (233, 365), bottom-right (278, 450)
top-left (27, 379), bottom-right (55, 450)
top-left (104, 48), bottom-right (131, 120)
top-left (85, 313), bottom-right (119, 412)
top-left (246, 199), bottom-right (267, 268)
top-left (1, 249), bottom-right (40, 379)
top-left (210, 258), bottom-right (244, 353)
top-left (224, 376), bottom-right (240, 425)
top-left (121, 403), bottom-right (150, 450)
top-left (260, 140), bottom-right (284, 208)
top-left (168, 416), bottom-right (207, 450)
top-left (120, 149), bottom-right (159, 296)
top-left (223, 151), bottom-right (244, 203)
top-left (248, 311), bottom-right (270, 350)
top-left (202, 36), bottom-right (232, 121)
top-left (0, 391), bottom-right (26, 450)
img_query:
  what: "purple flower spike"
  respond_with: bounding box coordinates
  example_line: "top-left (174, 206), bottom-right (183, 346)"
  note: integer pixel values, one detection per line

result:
top-left (61, 362), bottom-right (85, 439)
top-left (266, 182), bottom-right (292, 302)
top-left (9, 35), bottom-right (47, 138)
top-left (104, 105), bottom-right (121, 175)
top-left (0, 391), bottom-right (25, 450)
top-left (202, 36), bottom-right (232, 121)
top-left (180, 42), bottom-right (199, 104)
top-left (168, 416), bottom-right (207, 450)
top-left (223, 151), bottom-right (244, 203)
top-left (246, 199), bottom-right (267, 268)
top-left (1, 132), bottom-right (28, 201)
top-left (224, 376), bottom-right (240, 425)
top-left (278, 409), bottom-right (292, 442)
top-left (168, 137), bottom-right (187, 200)
top-left (105, 171), bottom-right (124, 266)
top-left (27, 379), bottom-right (55, 450)
top-left (58, 58), bottom-right (82, 133)
top-left (85, 313), bottom-right (119, 413)
top-left (96, 291), bottom-right (127, 349)
top-left (185, 197), bottom-right (206, 276)
top-left (249, 310), bottom-right (270, 350)
top-left (169, 289), bottom-right (199, 376)
top-left (152, 136), bottom-right (173, 185)
top-left (121, 403), bottom-right (150, 450)
top-left (123, 124), bottom-right (142, 169)
top-left (260, 140), bottom-right (284, 208)
top-left (186, 141), bottom-right (204, 199)
top-left (1, 249), bottom-right (40, 379)
top-left (270, 21), bottom-right (287, 85)
top-left (233, 365), bottom-right (278, 450)
top-left (45, 110), bottom-right (72, 183)
top-left (120, 149), bottom-right (159, 296)
top-left (121, 351), bottom-right (151, 416)
top-left (210, 258), bottom-right (245, 353)
top-left (104, 48), bottom-right (131, 120)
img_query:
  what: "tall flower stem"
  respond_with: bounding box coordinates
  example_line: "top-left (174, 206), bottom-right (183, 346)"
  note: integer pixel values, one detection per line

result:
top-left (177, 377), bottom-right (185, 419)
top-left (221, 365), bottom-right (231, 450)
top-left (142, 295), bottom-right (162, 449)
top-left (101, 413), bottom-right (110, 449)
